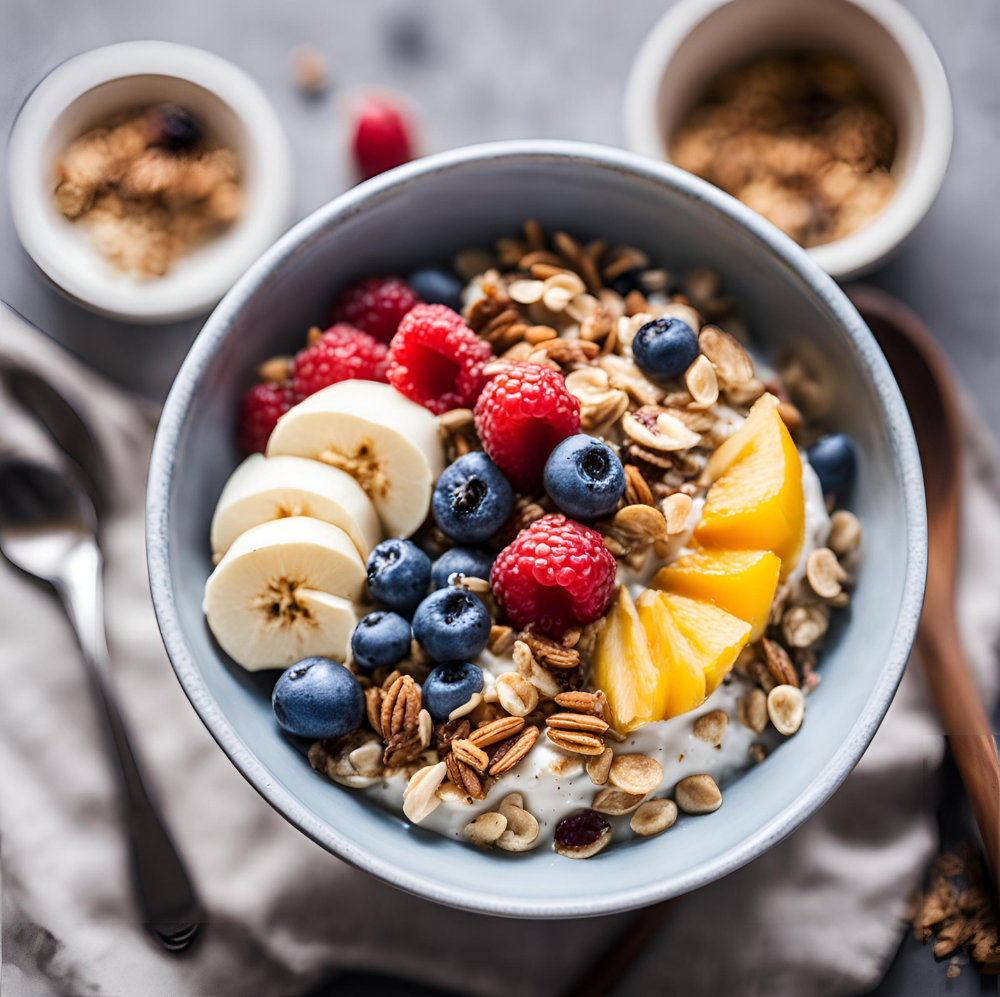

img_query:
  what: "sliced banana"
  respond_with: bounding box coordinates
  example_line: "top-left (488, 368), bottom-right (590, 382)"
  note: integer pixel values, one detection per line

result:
top-left (210, 454), bottom-right (382, 562)
top-left (266, 381), bottom-right (444, 538)
top-left (203, 516), bottom-right (365, 671)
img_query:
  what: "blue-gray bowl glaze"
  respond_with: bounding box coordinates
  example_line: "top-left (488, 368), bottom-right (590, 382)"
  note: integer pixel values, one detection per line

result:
top-left (146, 141), bottom-right (926, 918)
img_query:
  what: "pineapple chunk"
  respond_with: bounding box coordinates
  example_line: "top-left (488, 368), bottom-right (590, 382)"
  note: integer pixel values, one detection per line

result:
top-left (638, 590), bottom-right (751, 717)
top-left (592, 586), bottom-right (668, 733)
top-left (652, 548), bottom-right (780, 642)
top-left (695, 395), bottom-right (805, 578)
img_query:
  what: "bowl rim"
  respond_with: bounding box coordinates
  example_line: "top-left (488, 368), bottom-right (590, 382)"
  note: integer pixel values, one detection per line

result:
top-left (146, 139), bottom-right (927, 917)
top-left (622, 0), bottom-right (954, 281)
top-left (7, 40), bottom-right (295, 324)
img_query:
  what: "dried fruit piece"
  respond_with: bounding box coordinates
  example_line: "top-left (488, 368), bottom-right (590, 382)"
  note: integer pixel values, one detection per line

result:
top-left (554, 810), bottom-right (612, 859)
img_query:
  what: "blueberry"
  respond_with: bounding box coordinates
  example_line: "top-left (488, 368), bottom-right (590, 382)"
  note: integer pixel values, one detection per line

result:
top-left (271, 657), bottom-right (363, 739)
top-left (432, 451), bottom-right (515, 544)
top-left (412, 587), bottom-right (491, 662)
top-left (421, 659), bottom-right (484, 721)
top-left (156, 105), bottom-right (201, 150)
top-left (351, 611), bottom-right (411, 672)
top-left (609, 268), bottom-right (643, 297)
top-left (544, 435), bottom-right (626, 520)
top-left (431, 546), bottom-right (496, 589)
top-left (632, 317), bottom-right (700, 379)
top-left (366, 539), bottom-right (432, 614)
top-left (807, 433), bottom-right (857, 501)
top-left (407, 267), bottom-right (463, 311)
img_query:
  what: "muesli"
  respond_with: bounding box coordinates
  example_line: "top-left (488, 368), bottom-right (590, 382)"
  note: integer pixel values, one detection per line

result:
top-left (203, 220), bottom-right (861, 857)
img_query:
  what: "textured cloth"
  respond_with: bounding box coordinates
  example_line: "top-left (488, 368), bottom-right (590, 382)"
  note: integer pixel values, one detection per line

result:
top-left (2, 303), bottom-right (999, 997)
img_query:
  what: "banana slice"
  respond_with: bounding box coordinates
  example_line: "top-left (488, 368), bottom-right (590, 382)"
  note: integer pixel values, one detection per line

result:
top-left (266, 381), bottom-right (444, 538)
top-left (203, 516), bottom-right (365, 671)
top-left (210, 454), bottom-right (382, 562)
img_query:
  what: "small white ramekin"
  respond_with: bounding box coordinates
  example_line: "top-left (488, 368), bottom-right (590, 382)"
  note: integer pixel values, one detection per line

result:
top-left (624, 0), bottom-right (953, 281)
top-left (8, 42), bottom-right (295, 324)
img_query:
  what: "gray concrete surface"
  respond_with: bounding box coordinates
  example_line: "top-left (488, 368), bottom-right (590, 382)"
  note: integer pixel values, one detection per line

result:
top-left (1, 1), bottom-right (997, 994)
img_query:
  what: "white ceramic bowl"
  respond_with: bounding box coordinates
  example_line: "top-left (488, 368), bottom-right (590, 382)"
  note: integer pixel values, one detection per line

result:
top-left (624, 0), bottom-right (953, 281)
top-left (147, 141), bottom-right (926, 917)
top-left (8, 42), bottom-right (294, 323)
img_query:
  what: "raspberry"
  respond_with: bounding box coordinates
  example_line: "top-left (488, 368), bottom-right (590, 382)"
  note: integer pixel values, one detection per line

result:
top-left (474, 364), bottom-right (580, 492)
top-left (330, 276), bottom-right (421, 343)
top-left (387, 304), bottom-right (493, 415)
top-left (490, 514), bottom-right (617, 638)
top-left (351, 97), bottom-right (414, 180)
top-left (292, 324), bottom-right (388, 399)
top-left (238, 381), bottom-right (296, 455)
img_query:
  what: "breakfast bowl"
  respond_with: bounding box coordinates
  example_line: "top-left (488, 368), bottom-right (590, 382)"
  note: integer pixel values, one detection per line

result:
top-left (624, 0), bottom-right (953, 281)
top-left (147, 140), bottom-right (925, 917)
top-left (8, 41), bottom-right (294, 323)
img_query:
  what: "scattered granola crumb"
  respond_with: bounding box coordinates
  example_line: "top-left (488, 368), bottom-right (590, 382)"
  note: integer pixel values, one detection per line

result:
top-left (292, 45), bottom-right (328, 94)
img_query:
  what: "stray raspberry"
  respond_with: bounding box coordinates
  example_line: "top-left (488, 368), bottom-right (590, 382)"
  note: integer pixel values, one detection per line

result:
top-left (351, 97), bottom-right (414, 180)
top-left (292, 324), bottom-right (388, 399)
top-left (329, 276), bottom-right (420, 343)
top-left (474, 363), bottom-right (580, 492)
top-left (490, 514), bottom-right (617, 638)
top-left (387, 304), bottom-right (493, 415)
top-left (238, 381), bottom-right (297, 455)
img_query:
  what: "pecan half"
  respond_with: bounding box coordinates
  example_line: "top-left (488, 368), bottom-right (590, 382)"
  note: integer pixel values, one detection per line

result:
top-left (488, 725), bottom-right (539, 776)
top-left (762, 638), bottom-right (799, 689)
top-left (546, 729), bottom-right (606, 755)
top-left (518, 628), bottom-right (581, 669)
top-left (469, 715), bottom-right (525, 747)
top-left (623, 464), bottom-right (655, 507)
top-left (445, 752), bottom-right (485, 800)
top-left (554, 690), bottom-right (610, 720)
top-left (451, 738), bottom-right (489, 773)
top-left (434, 718), bottom-right (471, 755)
top-left (381, 674), bottom-right (422, 738)
top-left (546, 712), bottom-right (610, 735)
top-left (383, 729), bottom-right (425, 768)
top-left (365, 686), bottom-right (384, 736)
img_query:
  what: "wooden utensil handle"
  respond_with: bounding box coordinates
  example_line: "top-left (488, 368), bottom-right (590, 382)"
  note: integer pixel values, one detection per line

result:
top-left (919, 612), bottom-right (1000, 883)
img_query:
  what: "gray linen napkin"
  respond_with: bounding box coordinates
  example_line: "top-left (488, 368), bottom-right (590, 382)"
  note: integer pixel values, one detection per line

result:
top-left (3, 303), bottom-right (999, 997)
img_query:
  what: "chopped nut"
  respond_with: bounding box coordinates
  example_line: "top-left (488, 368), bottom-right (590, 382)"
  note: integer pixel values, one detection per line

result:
top-left (433, 718), bottom-right (471, 755)
top-left (495, 671), bottom-right (539, 717)
top-left (448, 691), bottom-right (484, 721)
top-left (292, 45), bottom-right (327, 94)
top-left (828, 509), bottom-right (862, 556)
top-left (593, 788), bottom-right (646, 816)
top-left (257, 355), bottom-right (294, 382)
top-left (402, 762), bottom-right (447, 823)
top-left (692, 709), bottom-right (729, 745)
top-left (762, 638), bottom-right (799, 688)
top-left (630, 799), bottom-right (678, 837)
top-left (740, 688), bottom-right (769, 734)
top-left (598, 353), bottom-right (666, 406)
top-left (564, 366), bottom-right (630, 431)
top-left (622, 408), bottom-right (701, 453)
top-left (586, 745), bottom-right (615, 786)
top-left (675, 774), bottom-right (722, 814)
top-left (454, 248), bottom-right (495, 282)
top-left (463, 811), bottom-right (507, 846)
top-left (309, 729), bottom-right (386, 788)
top-left (782, 604), bottom-right (829, 648)
top-left (613, 503), bottom-right (670, 542)
top-left (488, 725), bottom-right (539, 775)
top-left (608, 754), bottom-right (664, 796)
top-left (768, 684), bottom-right (805, 735)
top-left (748, 656), bottom-right (777, 693)
top-left (699, 326), bottom-right (754, 387)
top-left (566, 292), bottom-right (601, 323)
top-left (554, 810), bottom-right (612, 859)
top-left (661, 492), bottom-right (693, 534)
top-left (685, 355), bottom-right (719, 408)
top-left (623, 464), bottom-right (655, 507)
top-left (508, 279), bottom-right (545, 304)
top-left (777, 400), bottom-right (802, 432)
top-left (806, 547), bottom-right (852, 599)
top-left (496, 793), bottom-right (540, 852)
top-left (518, 628), bottom-right (581, 669)
top-left (488, 624), bottom-right (515, 657)
top-left (365, 686), bottom-right (384, 736)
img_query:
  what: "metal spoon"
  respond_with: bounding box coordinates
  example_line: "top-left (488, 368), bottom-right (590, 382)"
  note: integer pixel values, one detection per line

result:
top-left (0, 457), bottom-right (203, 952)
top-left (849, 286), bottom-right (1000, 901)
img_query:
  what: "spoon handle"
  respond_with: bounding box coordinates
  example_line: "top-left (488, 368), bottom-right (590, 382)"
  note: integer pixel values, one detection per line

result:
top-left (56, 539), bottom-right (204, 950)
top-left (919, 606), bottom-right (1000, 886)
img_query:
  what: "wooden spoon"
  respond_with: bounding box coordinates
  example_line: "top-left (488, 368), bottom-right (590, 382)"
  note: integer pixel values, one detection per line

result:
top-left (848, 286), bottom-right (1000, 891)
